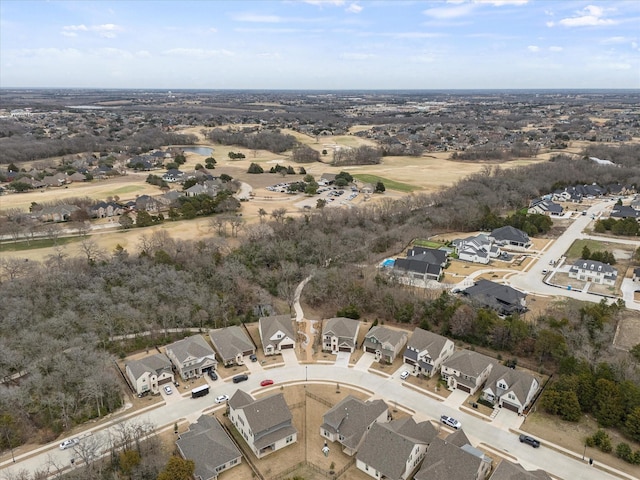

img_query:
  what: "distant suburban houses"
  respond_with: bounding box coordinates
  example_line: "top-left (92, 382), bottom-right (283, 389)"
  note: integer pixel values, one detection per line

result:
top-left (393, 246), bottom-right (448, 284)
top-left (462, 279), bottom-right (527, 315)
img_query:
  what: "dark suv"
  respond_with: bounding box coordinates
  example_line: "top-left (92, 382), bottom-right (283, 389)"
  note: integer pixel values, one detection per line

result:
top-left (519, 434), bottom-right (540, 448)
top-left (208, 370), bottom-right (218, 381)
top-left (232, 374), bottom-right (249, 383)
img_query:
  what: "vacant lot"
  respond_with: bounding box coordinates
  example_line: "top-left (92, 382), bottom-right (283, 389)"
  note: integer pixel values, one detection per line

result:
top-left (613, 312), bottom-right (640, 351)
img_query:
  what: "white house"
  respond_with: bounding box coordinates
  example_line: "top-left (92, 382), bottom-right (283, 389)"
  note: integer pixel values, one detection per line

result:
top-left (259, 315), bottom-right (296, 356)
top-left (482, 364), bottom-right (540, 414)
top-left (164, 335), bottom-right (217, 381)
top-left (568, 259), bottom-right (617, 286)
top-left (322, 317), bottom-right (361, 354)
top-left (125, 353), bottom-right (174, 395)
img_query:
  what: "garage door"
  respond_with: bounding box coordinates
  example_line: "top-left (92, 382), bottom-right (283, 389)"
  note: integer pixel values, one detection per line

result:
top-left (280, 344), bottom-right (294, 349)
top-left (456, 383), bottom-right (471, 393)
top-left (501, 401), bottom-right (520, 413)
top-left (365, 346), bottom-right (376, 354)
top-left (158, 377), bottom-right (172, 385)
top-left (339, 346), bottom-right (352, 352)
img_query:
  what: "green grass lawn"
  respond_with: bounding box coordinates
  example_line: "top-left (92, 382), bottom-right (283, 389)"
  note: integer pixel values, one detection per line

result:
top-left (352, 174), bottom-right (417, 192)
top-left (413, 239), bottom-right (444, 248)
top-left (112, 185), bottom-right (145, 194)
top-left (566, 239), bottom-right (609, 259)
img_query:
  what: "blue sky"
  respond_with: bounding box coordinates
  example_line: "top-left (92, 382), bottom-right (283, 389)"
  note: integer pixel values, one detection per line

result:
top-left (1, 0), bottom-right (639, 89)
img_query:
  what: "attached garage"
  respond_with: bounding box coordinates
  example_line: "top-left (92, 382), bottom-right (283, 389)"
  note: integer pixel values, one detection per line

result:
top-left (501, 401), bottom-right (520, 413)
top-left (456, 383), bottom-right (472, 393)
top-left (280, 343), bottom-right (294, 349)
top-left (158, 377), bottom-right (173, 386)
top-left (365, 346), bottom-right (376, 354)
top-left (339, 346), bottom-right (351, 352)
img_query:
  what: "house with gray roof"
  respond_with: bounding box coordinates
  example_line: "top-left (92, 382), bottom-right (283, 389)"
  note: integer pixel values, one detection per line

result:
top-left (482, 364), bottom-right (540, 414)
top-left (452, 234), bottom-right (501, 265)
top-left (259, 315), bottom-right (296, 356)
top-left (528, 199), bottom-right (564, 216)
top-left (37, 204), bottom-right (80, 222)
top-left (209, 326), bottom-right (255, 367)
top-left (228, 389), bottom-right (297, 458)
top-left (322, 317), bottom-right (361, 354)
top-left (403, 328), bottom-right (455, 378)
top-left (463, 279), bottom-right (527, 316)
top-left (165, 334), bottom-right (217, 381)
top-left (490, 226), bottom-right (531, 249)
top-left (393, 246), bottom-right (448, 284)
top-left (569, 259), bottom-right (618, 286)
top-left (489, 460), bottom-right (552, 480)
top-left (415, 434), bottom-right (492, 480)
top-left (363, 326), bottom-right (408, 363)
top-left (176, 415), bottom-right (242, 480)
top-left (441, 350), bottom-right (495, 395)
top-left (356, 418), bottom-right (437, 480)
top-left (125, 353), bottom-right (174, 395)
top-left (320, 396), bottom-right (389, 456)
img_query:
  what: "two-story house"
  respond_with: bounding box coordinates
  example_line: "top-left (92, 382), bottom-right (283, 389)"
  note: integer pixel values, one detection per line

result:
top-left (356, 418), bottom-right (438, 480)
top-left (320, 396), bottom-right (389, 456)
top-left (489, 460), bottom-right (552, 480)
top-left (482, 364), bottom-right (540, 414)
top-left (228, 389), bottom-right (297, 458)
top-left (164, 335), bottom-right (217, 381)
top-left (125, 353), bottom-right (174, 395)
top-left (322, 317), bottom-right (361, 354)
top-left (402, 328), bottom-right (455, 378)
top-left (176, 415), bottom-right (242, 480)
top-left (259, 315), bottom-right (296, 356)
top-left (363, 326), bottom-right (408, 364)
top-left (452, 234), bottom-right (501, 265)
top-left (441, 350), bottom-right (495, 395)
top-left (568, 259), bottom-right (618, 286)
top-left (490, 226), bottom-right (531, 249)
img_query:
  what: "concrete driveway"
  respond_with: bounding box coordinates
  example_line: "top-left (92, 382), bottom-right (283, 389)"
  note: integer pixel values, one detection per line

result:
top-left (353, 352), bottom-right (376, 371)
top-left (281, 349), bottom-right (299, 366)
top-left (334, 351), bottom-right (350, 368)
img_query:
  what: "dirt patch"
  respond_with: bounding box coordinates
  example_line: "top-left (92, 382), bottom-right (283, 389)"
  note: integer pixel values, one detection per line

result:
top-left (614, 313), bottom-right (640, 351)
top-left (521, 412), bottom-right (640, 477)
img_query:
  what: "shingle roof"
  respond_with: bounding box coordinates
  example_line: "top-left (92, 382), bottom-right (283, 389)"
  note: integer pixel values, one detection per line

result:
top-left (126, 353), bottom-right (172, 381)
top-left (165, 335), bottom-right (216, 363)
top-left (357, 419), bottom-right (436, 479)
top-left (443, 350), bottom-right (495, 379)
top-left (570, 259), bottom-right (617, 277)
top-left (463, 279), bottom-right (526, 313)
top-left (405, 328), bottom-right (450, 359)
top-left (232, 390), bottom-right (295, 438)
top-left (489, 460), bottom-right (552, 480)
top-left (323, 318), bottom-right (360, 342)
top-left (490, 226), bottom-right (530, 244)
top-left (414, 437), bottom-right (484, 480)
top-left (321, 396), bottom-right (388, 450)
top-left (209, 326), bottom-right (254, 363)
top-left (364, 326), bottom-right (408, 348)
top-left (259, 315), bottom-right (295, 348)
top-left (484, 363), bottom-right (539, 406)
top-left (176, 415), bottom-right (241, 480)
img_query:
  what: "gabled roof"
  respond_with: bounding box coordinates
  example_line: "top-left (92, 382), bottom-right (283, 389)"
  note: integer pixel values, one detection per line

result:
top-left (321, 396), bottom-right (388, 451)
top-left (165, 335), bottom-right (216, 363)
top-left (484, 363), bottom-right (539, 405)
top-left (570, 259), bottom-right (617, 276)
top-left (405, 327), bottom-right (450, 358)
top-left (357, 419), bottom-right (437, 479)
top-left (259, 315), bottom-right (295, 345)
top-left (364, 326), bottom-right (408, 349)
top-left (489, 459), bottom-right (552, 480)
top-left (230, 390), bottom-right (297, 447)
top-left (323, 317), bottom-right (360, 340)
top-left (176, 415), bottom-right (242, 480)
top-left (406, 246), bottom-right (448, 265)
top-left (490, 226), bottom-right (530, 244)
top-left (209, 326), bottom-right (254, 363)
top-left (443, 350), bottom-right (495, 378)
top-left (414, 437), bottom-right (486, 480)
top-left (126, 353), bottom-right (172, 381)
top-left (394, 257), bottom-right (442, 276)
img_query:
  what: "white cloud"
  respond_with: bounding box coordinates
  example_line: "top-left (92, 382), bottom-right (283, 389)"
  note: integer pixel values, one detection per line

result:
top-left (601, 36), bottom-right (628, 44)
top-left (549, 46), bottom-right (563, 52)
top-left (556, 5), bottom-right (617, 27)
top-left (304, 0), bottom-right (345, 5)
top-left (340, 52), bottom-right (375, 60)
top-left (384, 32), bottom-right (444, 39)
top-left (17, 48), bottom-right (83, 58)
top-left (61, 23), bottom-right (122, 38)
top-left (346, 3), bottom-right (363, 14)
top-left (423, 3), bottom-right (475, 19)
top-left (527, 45), bottom-right (540, 52)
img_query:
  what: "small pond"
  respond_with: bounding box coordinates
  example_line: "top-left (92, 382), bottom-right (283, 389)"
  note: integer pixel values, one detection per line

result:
top-left (180, 146), bottom-right (214, 156)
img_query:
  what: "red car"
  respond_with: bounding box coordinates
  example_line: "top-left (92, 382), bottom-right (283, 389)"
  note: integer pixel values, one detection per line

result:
top-left (260, 379), bottom-right (274, 387)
